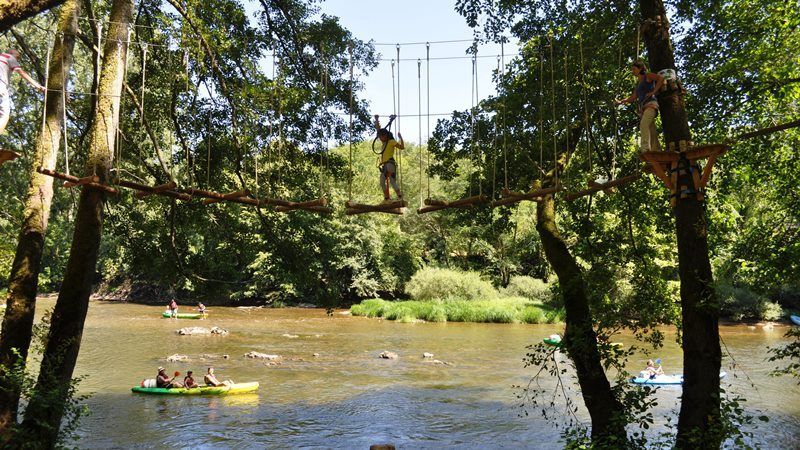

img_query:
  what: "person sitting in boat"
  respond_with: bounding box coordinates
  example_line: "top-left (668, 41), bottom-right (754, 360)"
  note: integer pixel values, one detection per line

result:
top-left (197, 302), bottom-right (206, 314)
top-left (183, 370), bottom-right (199, 389)
top-left (168, 299), bottom-right (178, 318)
top-left (643, 359), bottom-right (664, 378)
top-left (204, 367), bottom-right (233, 387)
top-left (156, 367), bottom-right (182, 388)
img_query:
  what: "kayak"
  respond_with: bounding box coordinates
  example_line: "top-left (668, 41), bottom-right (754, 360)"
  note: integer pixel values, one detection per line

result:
top-left (132, 381), bottom-right (259, 395)
top-left (162, 312), bottom-right (207, 319)
top-left (543, 338), bottom-right (563, 347)
top-left (631, 371), bottom-right (727, 386)
top-left (791, 315), bottom-right (800, 326)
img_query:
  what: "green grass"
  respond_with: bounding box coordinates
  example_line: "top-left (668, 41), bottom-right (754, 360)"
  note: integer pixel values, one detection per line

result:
top-left (350, 297), bottom-right (565, 324)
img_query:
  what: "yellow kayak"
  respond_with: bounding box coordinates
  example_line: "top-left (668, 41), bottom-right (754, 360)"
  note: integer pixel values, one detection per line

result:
top-left (131, 382), bottom-right (258, 395)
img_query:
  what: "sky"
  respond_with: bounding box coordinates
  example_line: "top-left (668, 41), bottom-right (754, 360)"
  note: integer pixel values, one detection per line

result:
top-left (320, 0), bottom-right (519, 145)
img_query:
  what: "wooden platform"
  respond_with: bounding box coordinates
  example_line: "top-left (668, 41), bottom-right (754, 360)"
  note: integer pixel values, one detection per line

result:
top-left (0, 150), bottom-right (21, 167)
top-left (346, 199), bottom-right (407, 215)
top-left (638, 143), bottom-right (728, 207)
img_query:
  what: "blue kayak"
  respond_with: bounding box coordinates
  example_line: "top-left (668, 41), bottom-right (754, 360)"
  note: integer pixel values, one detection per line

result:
top-left (791, 315), bottom-right (800, 326)
top-left (631, 371), bottom-right (727, 386)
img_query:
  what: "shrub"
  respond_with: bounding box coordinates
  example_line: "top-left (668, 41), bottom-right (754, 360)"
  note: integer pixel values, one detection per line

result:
top-left (717, 281), bottom-right (783, 321)
top-left (502, 276), bottom-right (551, 303)
top-left (405, 267), bottom-right (498, 301)
top-left (349, 297), bottom-right (562, 324)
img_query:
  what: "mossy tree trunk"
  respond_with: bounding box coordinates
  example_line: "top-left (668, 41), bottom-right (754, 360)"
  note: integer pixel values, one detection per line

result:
top-left (0, 0), bottom-right (68, 32)
top-left (0, 0), bottom-right (79, 441)
top-left (639, 1), bottom-right (721, 447)
top-left (18, 0), bottom-right (131, 444)
top-left (535, 127), bottom-right (626, 444)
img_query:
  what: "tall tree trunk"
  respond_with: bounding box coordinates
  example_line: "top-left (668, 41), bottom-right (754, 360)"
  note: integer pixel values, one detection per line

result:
top-left (639, 1), bottom-right (722, 447)
top-left (0, 0), bottom-right (68, 32)
top-left (19, 0), bottom-right (131, 444)
top-left (535, 127), bottom-right (626, 443)
top-left (0, 0), bottom-right (79, 441)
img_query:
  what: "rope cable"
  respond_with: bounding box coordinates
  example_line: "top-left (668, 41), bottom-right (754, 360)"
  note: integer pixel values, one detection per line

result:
top-left (501, 41), bottom-right (507, 192)
top-left (549, 34), bottom-right (558, 187)
top-left (564, 48), bottom-right (569, 187)
top-left (426, 42), bottom-right (431, 200)
top-left (539, 48), bottom-right (543, 176)
top-left (348, 44), bottom-right (354, 201)
top-left (579, 34), bottom-right (592, 175)
top-left (140, 43), bottom-right (147, 125)
top-left (39, 43), bottom-right (51, 154)
top-left (418, 57), bottom-right (422, 207)
top-left (396, 44), bottom-right (402, 195)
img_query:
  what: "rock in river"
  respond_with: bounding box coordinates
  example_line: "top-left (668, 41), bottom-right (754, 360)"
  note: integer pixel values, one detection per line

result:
top-left (379, 351), bottom-right (398, 359)
top-left (244, 351), bottom-right (281, 360)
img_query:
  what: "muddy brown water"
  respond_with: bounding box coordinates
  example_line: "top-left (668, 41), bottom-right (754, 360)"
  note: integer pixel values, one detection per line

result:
top-left (22, 299), bottom-right (800, 448)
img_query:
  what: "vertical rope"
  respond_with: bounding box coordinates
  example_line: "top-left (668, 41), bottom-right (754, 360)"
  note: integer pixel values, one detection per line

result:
top-left (140, 43), bottom-right (147, 125)
top-left (635, 24), bottom-right (641, 61)
top-left (319, 59), bottom-right (325, 199)
top-left (116, 27), bottom-right (132, 182)
top-left (539, 46), bottom-right (543, 176)
top-left (426, 42), bottom-right (431, 200)
top-left (396, 44), bottom-right (402, 194)
top-left (348, 45), bottom-right (354, 201)
top-left (549, 34), bottom-right (558, 187)
top-left (501, 41), bottom-right (507, 192)
top-left (563, 48), bottom-right (569, 187)
top-left (493, 54), bottom-right (499, 199)
top-left (417, 58), bottom-right (422, 207)
top-left (61, 43), bottom-right (69, 177)
top-left (470, 54), bottom-right (475, 198)
top-left (579, 34), bottom-right (591, 175)
top-left (206, 115), bottom-right (210, 187)
top-left (391, 60), bottom-right (396, 118)
top-left (39, 43), bottom-right (51, 145)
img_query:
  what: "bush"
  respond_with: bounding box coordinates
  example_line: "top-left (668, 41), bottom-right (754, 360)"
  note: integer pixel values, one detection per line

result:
top-left (502, 276), bottom-right (551, 303)
top-left (405, 267), bottom-right (498, 301)
top-left (350, 297), bottom-right (563, 324)
top-left (717, 281), bottom-right (783, 321)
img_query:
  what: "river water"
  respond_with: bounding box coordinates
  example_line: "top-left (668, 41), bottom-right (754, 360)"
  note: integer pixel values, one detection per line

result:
top-left (28, 300), bottom-right (799, 448)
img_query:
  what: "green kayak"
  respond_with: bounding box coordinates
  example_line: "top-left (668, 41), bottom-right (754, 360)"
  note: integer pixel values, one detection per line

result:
top-left (132, 381), bottom-right (259, 396)
top-left (543, 337), bottom-right (563, 347)
top-left (162, 312), bottom-right (207, 319)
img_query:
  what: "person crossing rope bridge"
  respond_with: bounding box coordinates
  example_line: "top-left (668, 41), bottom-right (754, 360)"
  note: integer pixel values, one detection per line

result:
top-left (373, 114), bottom-right (404, 203)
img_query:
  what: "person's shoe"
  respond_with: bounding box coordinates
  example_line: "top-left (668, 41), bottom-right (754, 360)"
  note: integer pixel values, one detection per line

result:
top-left (382, 198), bottom-right (393, 205)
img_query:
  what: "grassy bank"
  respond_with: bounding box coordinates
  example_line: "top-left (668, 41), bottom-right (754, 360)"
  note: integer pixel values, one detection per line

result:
top-left (350, 297), bottom-right (565, 324)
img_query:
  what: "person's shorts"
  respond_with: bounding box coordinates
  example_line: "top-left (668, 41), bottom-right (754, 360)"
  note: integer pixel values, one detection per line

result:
top-left (381, 160), bottom-right (397, 177)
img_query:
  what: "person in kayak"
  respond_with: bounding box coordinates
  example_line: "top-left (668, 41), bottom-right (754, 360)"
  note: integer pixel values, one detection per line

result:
top-left (168, 299), bottom-right (178, 318)
top-left (156, 367), bottom-right (183, 388)
top-left (643, 359), bottom-right (664, 378)
top-left (183, 370), bottom-right (199, 389)
top-left (204, 367), bottom-right (233, 387)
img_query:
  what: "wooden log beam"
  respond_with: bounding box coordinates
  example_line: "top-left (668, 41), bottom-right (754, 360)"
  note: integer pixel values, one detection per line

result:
top-left (62, 175), bottom-right (100, 188)
top-left (345, 199), bottom-right (407, 211)
top-left (735, 119), bottom-right (800, 140)
top-left (262, 197), bottom-right (327, 209)
top-left (36, 167), bottom-right (118, 194)
top-left (116, 179), bottom-right (191, 201)
top-left (0, 150), bottom-right (21, 166)
top-left (181, 188), bottom-right (259, 206)
top-left (564, 173), bottom-right (642, 201)
top-left (134, 181), bottom-right (177, 198)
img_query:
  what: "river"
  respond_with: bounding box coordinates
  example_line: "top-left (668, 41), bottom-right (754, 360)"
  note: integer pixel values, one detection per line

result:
top-left (25, 299), bottom-right (799, 448)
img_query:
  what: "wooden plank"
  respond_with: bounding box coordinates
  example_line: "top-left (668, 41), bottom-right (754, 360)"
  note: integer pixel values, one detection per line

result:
top-left (345, 199), bottom-right (407, 210)
top-left (639, 151), bottom-right (680, 164)
top-left (134, 181), bottom-right (177, 198)
top-left (346, 207), bottom-right (403, 216)
top-left (197, 189), bottom-right (252, 205)
top-left (63, 175), bottom-right (100, 187)
top-left (116, 179), bottom-right (191, 201)
top-left (684, 143), bottom-right (728, 161)
top-left (640, 154), bottom-right (673, 190)
top-left (36, 167), bottom-right (118, 194)
top-left (0, 150), bottom-right (21, 166)
top-left (274, 205), bottom-right (333, 214)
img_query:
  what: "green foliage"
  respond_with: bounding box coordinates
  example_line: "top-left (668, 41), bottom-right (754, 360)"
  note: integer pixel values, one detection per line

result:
top-left (716, 280), bottom-right (784, 321)
top-left (405, 267), bottom-right (498, 301)
top-left (350, 297), bottom-right (564, 324)
top-left (769, 327), bottom-right (800, 382)
top-left (501, 275), bottom-right (552, 303)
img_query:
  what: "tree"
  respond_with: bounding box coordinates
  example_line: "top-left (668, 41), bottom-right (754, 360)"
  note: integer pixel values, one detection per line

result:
top-left (18, 0), bottom-right (132, 443)
top-left (0, 0), bottom-right (67, 32)
top-left (638, 1), bottom-right (722, 446)
top-left (0, 0), bottom-right (80, 441)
